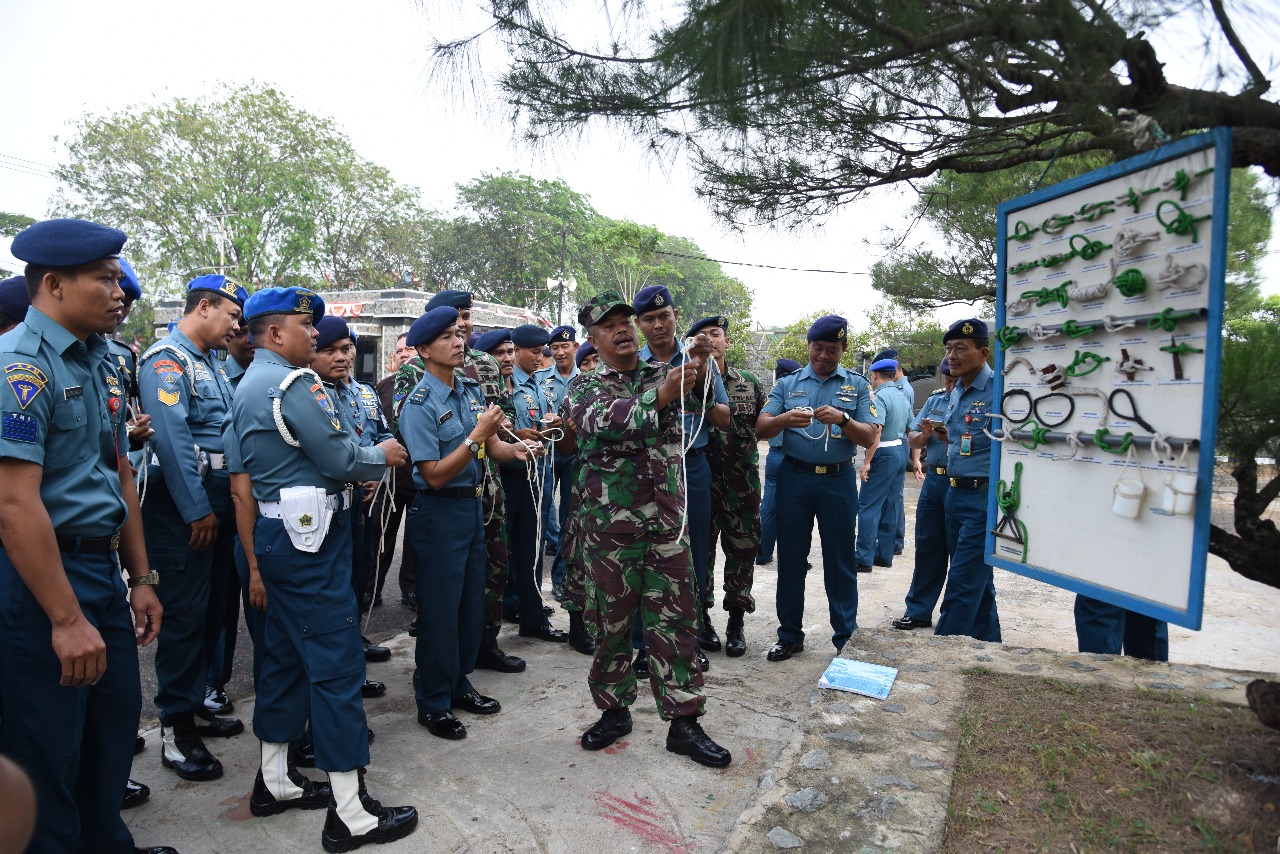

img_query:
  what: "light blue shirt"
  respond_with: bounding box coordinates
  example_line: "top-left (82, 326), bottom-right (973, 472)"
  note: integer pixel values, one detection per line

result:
top-left (875, 383), bottom-right (912, 440)
top-left (910, 389), bottom-right (951, 468)
top-left (538, 364), bottom-right (578, 412)
top-left (639, 341), bottom-right (728, 450)
top-left (943, 363), bottom-right (995, 478)
top-left (762, 364), bottom-right (883, 464)
top-left (399, 370), bottom-right (486, 491)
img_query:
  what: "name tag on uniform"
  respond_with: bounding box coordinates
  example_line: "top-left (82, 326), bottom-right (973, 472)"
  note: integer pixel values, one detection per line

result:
top-left (64, 386), bottom-right (83, 400)
top-left (438, 411), bottom-right (453, 425)
top-left (789, 391), bottom-right (806, 397)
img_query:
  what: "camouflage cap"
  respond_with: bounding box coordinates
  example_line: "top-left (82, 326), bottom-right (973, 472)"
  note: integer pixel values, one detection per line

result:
top-left (577, 289), bottom-right (635, 328)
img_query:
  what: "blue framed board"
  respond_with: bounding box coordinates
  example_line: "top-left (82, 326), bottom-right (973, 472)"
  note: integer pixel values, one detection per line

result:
top-left (987, 128), bottom-right (1231, 630)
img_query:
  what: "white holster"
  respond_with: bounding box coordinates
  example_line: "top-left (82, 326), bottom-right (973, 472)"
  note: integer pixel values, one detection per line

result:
top-left (277, 486), bottom-right (333, 553)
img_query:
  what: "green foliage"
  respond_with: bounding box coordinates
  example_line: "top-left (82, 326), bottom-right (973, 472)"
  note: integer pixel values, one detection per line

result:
top-left (1219, 295), bottom-right (1280, 463)
top-left (0, 211), bottom-right (37, 238)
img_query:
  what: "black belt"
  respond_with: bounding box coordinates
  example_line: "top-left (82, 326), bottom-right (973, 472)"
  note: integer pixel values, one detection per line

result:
top-left (930, 467), bottom-right (948, 476)
top-left (949, 477), bottom-right (989, 489)
top-left (56, 532), bottom-right (121, 554)
top-left (685, 447), bottom-right (705, 458)
top-left (422, 486), bottom-right (483, 500)
top-left (784, 456), bottom-right (852, 475)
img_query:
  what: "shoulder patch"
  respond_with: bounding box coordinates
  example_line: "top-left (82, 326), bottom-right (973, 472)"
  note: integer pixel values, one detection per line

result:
top-left (5, 362), bottom-right (49, 410)
top-left (314, 390), bottom-right (342, 431)
top-left (1, 412), bottom-right (37, 443)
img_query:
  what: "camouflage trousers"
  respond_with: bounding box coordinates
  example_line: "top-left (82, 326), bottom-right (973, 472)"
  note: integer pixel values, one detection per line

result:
top-left (582, 528), bottom-right (705, 720)
top-left (482, 459), bottom-right (511, 634)
top-left (706, 450), bottom-right (761, 613)
top-left (559, 474), bottom-right (588, 615)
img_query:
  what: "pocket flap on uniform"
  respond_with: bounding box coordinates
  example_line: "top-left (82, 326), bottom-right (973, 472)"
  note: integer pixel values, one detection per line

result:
top-left (52, 400), bottom-right (87, 431)
top-left (300, 603), bottom-right (358, 638)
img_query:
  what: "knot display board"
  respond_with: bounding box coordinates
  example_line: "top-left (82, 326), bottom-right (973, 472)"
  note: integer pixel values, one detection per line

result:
top-left (990, 128), bottom-right (1230, 630)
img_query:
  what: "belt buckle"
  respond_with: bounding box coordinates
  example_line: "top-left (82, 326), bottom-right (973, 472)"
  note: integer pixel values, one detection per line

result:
top-left (474, 486), bottom-right (483, 498)
top-left (109, 532), bottom-right (121, 552)
top-left (814, 464), bottom-right (828, 475)
top-left (949, 477), bottom-right (959, 487)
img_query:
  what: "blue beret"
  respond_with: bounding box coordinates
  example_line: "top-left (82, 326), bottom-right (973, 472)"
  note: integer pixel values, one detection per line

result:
top-left (943, 318), bottom-right (989, 343)
top-left (869, 358), bottom-right (899, 372)
top-left (425, 289), bottom-right (472, 312)
top-left (872, 348), bottom-right (898, 363)
top-left (686, 315), bottom-right (728, 338)
top-left (549, 325), bottom-right (576, 344)
top-left (775, 358), bottom-right (802, 376)
top-left (574, 342), bottom-right (597, 367)
top-left (118, 259), bottom-right (142, 301)
top-left (315, 316), bottom-right (352, 350)
top-left (474, 327), bottom-right (512, 354)
top-left (939, 360), bottom-right (952, 377)
top-left (511, 324), bottom-right (550, 349)
top-left (406, 306), bottom-right (459, 347)
top-left (187, 274), bottom-right (248, 307)
top-left (243, 287), bottom-right (324, 323)
top-left (0, 277), bottom-right (30, 322)
top-left (807, 315), bottom-right (848, 343)
top-left (632, 285), bottom-right (674, 315)
top-left (10, 218), bottom-right (127, 267)
top-left (167, 322), bottom-right (178, 333)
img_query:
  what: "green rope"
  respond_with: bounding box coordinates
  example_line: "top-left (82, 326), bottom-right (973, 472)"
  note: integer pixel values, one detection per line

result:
top-left (1022, 284), bottom-right (1070, 308)
top-left (1068, 233), bottom-right (1112, 260)
top-left (1041, 213), bottom-right (1076, 235)
top-left (1160, 341), bottom-right (1204, 356)
top-left (1093, 428), bottom-right (1135, 455)
top-left (1064, 350), bottom-right (1109, 377)
top-left (1076, 200), bottom-right (1116, 222)
top-left (995, 461), bottom-right (1029, 562)
top-left (1008, 220), bottom-right (1038, 242)
top-left (1016, 421), bottom-right (1049, 451)
top-left (1009, 259), bottom-right (1041, 276)
top-left (1156, 199), bottom-right (1211, 245)
top-left (1147, 308), bottom-right (1198, 332)
top-left (995, 325), bottom-right (1023, 350)
top-left (1062, 319), bottom-right (1095, 339)
top-left (1114, 269), bottom-right (1147, 298)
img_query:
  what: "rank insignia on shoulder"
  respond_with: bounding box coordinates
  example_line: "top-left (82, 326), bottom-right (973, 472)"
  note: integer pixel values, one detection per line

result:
top-left (1, 412), bottom-right (37, 443)
top-left (870, 404), bottom-right (878, 417)
top-left (5, 363), bottom-right (48, 410)
top-left (408, 387), bottom-right (428, 405)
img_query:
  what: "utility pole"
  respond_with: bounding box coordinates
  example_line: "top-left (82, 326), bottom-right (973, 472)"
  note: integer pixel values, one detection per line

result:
top-left (206, 211), bottom-right (236, 275)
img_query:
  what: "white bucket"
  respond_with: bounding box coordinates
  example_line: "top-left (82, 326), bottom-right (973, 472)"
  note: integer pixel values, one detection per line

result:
top-left (1162, 473), bottom-right (1197, 515)
top-left (1112, 477), bottom-right (1145, 519)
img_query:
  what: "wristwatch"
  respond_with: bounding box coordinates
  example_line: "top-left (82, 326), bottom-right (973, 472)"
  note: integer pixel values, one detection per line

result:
top-left (841, 412), bottom-right (852, 428)
top-left (127, 571), bottom-right (160, 588)
top-left (463, 438), bottom-right (481, 456)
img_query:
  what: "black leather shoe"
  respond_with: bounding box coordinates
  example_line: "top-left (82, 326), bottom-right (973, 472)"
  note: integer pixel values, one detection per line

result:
top-left (203, 686), bottom-right (233, 715)
top-left (475, 637), bottom-right (527, 672)
top-left (568, 612), bottom-right (595, 656)
top-left (135, 735), bottom-right (146, 755)
top-left (122, 778), bottom-right (150, 809)
top-left (161, 717), bottom-right (223, 781)
top-left (698, 610), bottom-right (722, 652)
top-left (666, 716), bottom-right (732, 768)
top-left (725, 609), bottom-right (746, 657)
top-left (696, 650), bottom-right (710, 673)
top-left (362, 637), bottom-right (391, 663)
top-left (519, 624), bottom-right (569, 643)
top-left (766, 640), bottom-right (804, 662)
top-left (632, 650), bottom-right (650, 680)
top-left (873, 559), bottom-right (893, 568)
top-left (322, 802), bottom-right (418, 853)
top-left (894, 547), bottom-right (904, 556)
top-left (542, 604), bottom-right (554, 616)
top-left (408, 618), bottom-right (418, 637)
top-left (400, 592), bottom-right (418, 609)
top-left (581, 708), bottom-right (632, 751)
top-left (418, 711), bottom-right (467, 740)
top-left (249, 768), bottom-right (332, 816)
top-left (856, 564), bottom-right (873, 573)
top-left (361, 679), bottom-right (386, 698)
top-left (134, 847), bottom-right (179, 854)
top-left (194, 708), bottom-right (244, 738)
top-left (452, 692), bottom-right (501, 715)
top-left (892, 615), bottom-right (933, 630)
top-left (359, 591), bottom-right (373, 613)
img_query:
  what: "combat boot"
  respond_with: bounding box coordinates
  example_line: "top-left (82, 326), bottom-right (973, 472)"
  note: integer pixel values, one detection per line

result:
top-left (724, 609), bottom-right (747, 657)
top-left (698, 608), bottom-right (722, 652)
top-left (581, 708), bottom-right (632, 751)
top-left (666, 716), bottom-right (732, 768)
top-left (160, 713), bottom-right (222, 781)
top-left (568, 612), bottom-right (595, 655)
top-left (475, 633), bottom-right (526, 672)
top-left (321, 770), bottom-right (418, 852)
top-left (251, 741), bottom-right (332, 816)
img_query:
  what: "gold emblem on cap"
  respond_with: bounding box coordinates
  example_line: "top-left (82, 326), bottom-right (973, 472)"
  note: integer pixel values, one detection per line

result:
top-left (837, 327), bottom-right (846, 339)
top-left (221, 279), bottom-right (239, 296)
top-left (297, 295), bottom-right (311, 311)
top-left (718, 316), bottom-right (725, 326)
top-left (962, 322), bottom-right (973, 334)
top-left (654, 294), bottom-right (664, 306)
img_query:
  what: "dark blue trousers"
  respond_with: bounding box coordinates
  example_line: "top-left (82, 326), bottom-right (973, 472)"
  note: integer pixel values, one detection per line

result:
top-left (502, 468), bottom-right (549, 635)
top-left (895, 481), bottom-right (907, 552)
top-left (775, 460), bottom-right (860, 650)
top-left (547, 454), bottom-right (575, 587)
top-left (253, 512), bottom-right (368, 772)
top-left (204, 503), bottom-right (240, 692)
top-left (854, 443), bottom-right (906, 567)
top-left (1074, 595), bottom-right (1169, 661)
top-left (903, 470), bottom-right (950, 622)
top-left (540, 456), bottom-right (562, 554)
top-left (408, 492), bottom-right (485, 715)
top-left (936, 486), bottom-right (1001, 642)
top-left (145, 472), bottom-right (232, 724)
top-left (0, 550), bottom-right (140, 854)
top-left (758, 447), bottom-right (782, 560)
top-left (233, 538), bottom-right (267, 687)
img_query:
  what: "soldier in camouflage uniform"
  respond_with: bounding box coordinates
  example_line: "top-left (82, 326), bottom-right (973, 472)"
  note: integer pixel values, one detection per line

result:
top-left (394, 290), bottom-right (524, 674)
top-left (567, 291), bottom-right (731, 769)
top-left (694, 316), bottom-right (764, 658)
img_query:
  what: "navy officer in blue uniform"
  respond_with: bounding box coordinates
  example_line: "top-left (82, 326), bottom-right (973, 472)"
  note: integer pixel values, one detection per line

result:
top-left (894, 361), bottom-right (956, 630)
top-left (539, 324), bottom-right (579, 599)
top-left (872, 349), bottom-right (916, 555)
top-left (0, 218), bottom-right (176, 854)
top-left (920, 318), bottom-right (1002, 642)
top-left (756, 315), bottom-right (883, 662)
top-left (138, 274), bottom-right (248, 781)
top-left (230, 287), bottom-right (418, 851)
top-left (399, 307), bottom-right (538, 740)
top-left (0, 275), bottom-right (31, 334)
top-left (855, 357), bottom-right (911, 570)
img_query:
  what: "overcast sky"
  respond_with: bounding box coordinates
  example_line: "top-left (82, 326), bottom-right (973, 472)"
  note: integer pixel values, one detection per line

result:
top-left (1, 0), bottom-right (1275, 329)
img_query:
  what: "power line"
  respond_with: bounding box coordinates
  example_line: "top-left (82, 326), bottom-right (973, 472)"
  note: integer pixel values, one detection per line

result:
top-left (0, 161), bottom-right (55, 179)
top-left (651, 246), bottom-right (868, 275)
top-left (0, 152), bottom-right (57, 172)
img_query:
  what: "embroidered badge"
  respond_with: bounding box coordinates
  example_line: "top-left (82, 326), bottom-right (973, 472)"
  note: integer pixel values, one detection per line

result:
top-left (5, 363), bottom-right (48, 410)
top-left (192, 362), bottom-right (212, 383)
top-left (654, 294), bottom-right (665, 306)
top-left (153, 359), bottom-right (183, 406)
top-left (314, 391), bottom-right (342, 430)
top-left (298, 513), bottom-right (313, 527)
top-left (1, 412), bottom-right (37, 443)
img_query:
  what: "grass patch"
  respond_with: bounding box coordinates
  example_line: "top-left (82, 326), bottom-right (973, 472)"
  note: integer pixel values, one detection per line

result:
top-left (943, 672), bottom-right (1280, 852)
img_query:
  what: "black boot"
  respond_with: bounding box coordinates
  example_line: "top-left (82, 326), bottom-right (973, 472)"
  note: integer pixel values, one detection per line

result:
top-left (698, 608), bottom-right (722, 652)
top-left (251, 742), bottom-right (332, 816)
top-left (475, 633), bottom-right (526, 673)
top-left (322, 770), bottom-right (418, 852)
top-left (160, 713), bottom-right (222, 781)
top-left (724, 609), bottom-right (746, 657)
top-left (666, 716), bottom-right (732, 768)
top-left (568, 612), bottom-right (595, 656)
top-left (581, 708), bottom-right (632, 750)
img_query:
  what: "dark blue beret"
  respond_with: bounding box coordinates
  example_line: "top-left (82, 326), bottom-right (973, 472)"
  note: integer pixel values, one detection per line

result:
top-left (187, 274), bottom-right (248, 307)
top-left (0, 277), bottom-right (30, 322)
top-left (943, 318), bottom-right (989, 343)
top-left (406, 306), bottom-right (460, 347)
top-left (314, 316), bottom-right (352, 350)
top-left (869, 358), bottom-right (899, 372)
top-left (425, 289), bottom-right (472, 312)
top-left (549, 325), bottom-right (576, 343)
top-left (118, 259), bottom-right (142, 301)
top-left (574, 342), bottom-right (597, 367)
top-left (10, 218), bottom-right (127, 267)
top-left (686, 315), bottom-right (728, 338)
top-left (474, 327), bottom-right (512, 354)
top-left (939, 360), bottom-right (952, 376)
top-left (243, 287), bottom-right (324, 323)
top-left (872, 348), bottom-right (898, 363)
top-left (511, 324), bottom-right (550, 349)
top-left (632, 285), bottom-right (674, 315)
top-left (775, 358), bottom-right (802, 376)
top-left (807, 315), bottom-right (848, 343)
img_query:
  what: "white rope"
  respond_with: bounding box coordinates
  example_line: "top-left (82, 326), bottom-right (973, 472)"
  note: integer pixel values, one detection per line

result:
top-left (1066, 387), bottom-right (1110, 427)
top-left (1006, 297), bottom-right (1034, 317)
top-left (982, 413), bottom-right (1013, 444)
top-left (1103, 315), bottom-right (1136, 333)
top-left (1002, 356), bottom-right (1035, 377)
top-left (361, 468), bottom-right (395, 634)
top-left (676, 350), bottom-right (715, 547)
top-left (1113, 227), bottom-right (1161, 260)
top-left (1052, 431), bottom-right (1084, 461)
top-left (1028, 324), bottom-right (1059, 342)
top-left (1156, 254), bottom-right (1208, 291)
top-left (1149, 432), bottom-right (1174, 466)
top-left (273, 368), bottom-right (322, 448)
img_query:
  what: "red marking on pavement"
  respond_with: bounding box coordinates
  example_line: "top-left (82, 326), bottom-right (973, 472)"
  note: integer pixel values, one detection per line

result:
top-left (603, 740), bottom-right (629, 754)
top-left (217, 793), bottom-right (253, 821)
top-left (591, 792), bottom-right (691, 853)
top-left (746, 747), bottom-right (759, 762)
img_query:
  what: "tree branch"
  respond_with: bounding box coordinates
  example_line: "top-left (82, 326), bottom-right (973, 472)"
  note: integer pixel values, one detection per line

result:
top-left (1208, 0), bottom-right (1272, 97)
